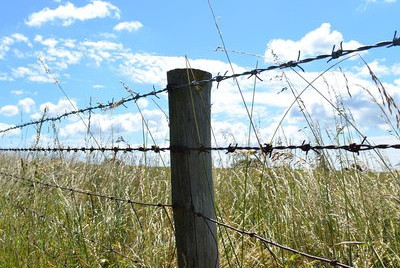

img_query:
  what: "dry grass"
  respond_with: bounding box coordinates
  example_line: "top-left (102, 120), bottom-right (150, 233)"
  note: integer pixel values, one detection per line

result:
top-left (0, 151), bottom-right (399, 267)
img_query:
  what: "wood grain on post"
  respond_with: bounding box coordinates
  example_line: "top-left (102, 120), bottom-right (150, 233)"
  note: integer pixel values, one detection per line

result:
top-left (167, 69), bottom-right (219, 268)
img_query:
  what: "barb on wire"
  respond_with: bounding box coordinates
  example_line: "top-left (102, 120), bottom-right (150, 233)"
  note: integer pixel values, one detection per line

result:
top-left (0, 171), bottom-right (171, 208)
top-left (173, 33), bottom-right (400, 89)
top-left (1, 142), bottom-right (400, 155)
top-left (0, 87), bottom-right (168, 135)
top-left (193, 211), bottom-right (353, 268)
top-left (328, 41), bottom-right (344, 63)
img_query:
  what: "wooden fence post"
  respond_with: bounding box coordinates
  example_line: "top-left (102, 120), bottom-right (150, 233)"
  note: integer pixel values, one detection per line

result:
top-left (167, 68), bottom-right (219, 268)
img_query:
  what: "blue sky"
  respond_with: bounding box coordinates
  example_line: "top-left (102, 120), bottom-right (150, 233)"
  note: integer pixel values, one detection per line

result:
top-left (0, 0), bottom-right (400, 166)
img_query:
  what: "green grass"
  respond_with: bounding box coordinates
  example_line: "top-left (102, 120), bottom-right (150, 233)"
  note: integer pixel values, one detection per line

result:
top-left (0, 152), bottom-right (399, 267)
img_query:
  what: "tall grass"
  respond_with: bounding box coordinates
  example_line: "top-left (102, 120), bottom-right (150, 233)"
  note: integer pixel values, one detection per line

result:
top-left (0, 149), bottom-right (399, 267)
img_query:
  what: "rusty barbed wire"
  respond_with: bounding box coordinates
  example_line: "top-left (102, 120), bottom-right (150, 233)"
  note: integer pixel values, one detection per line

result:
top-left (0, 171), bottom-right (171, 208)
top-left (0, 87), bottom-right (168, 135)
top-left (1, 142), bottom-right (400, 155)
top-left (170, 32), bottom-right (400, 89)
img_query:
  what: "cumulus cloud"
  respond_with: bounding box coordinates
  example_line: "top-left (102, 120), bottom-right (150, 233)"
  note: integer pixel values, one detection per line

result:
top-left (18, 98), bottom-right (35, 113)
top-left (264, 23), bottom-right (363, 63)
top-left (0, 105), bottom-right (19, 117)
top-left (25, 1), bottom-right (120, 27)
top-left (113, 21), bottom-right (143, 32)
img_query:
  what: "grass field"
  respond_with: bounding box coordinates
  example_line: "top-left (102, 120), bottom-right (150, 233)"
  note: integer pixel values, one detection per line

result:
top-left (0, 150), bottom-right (399, 267)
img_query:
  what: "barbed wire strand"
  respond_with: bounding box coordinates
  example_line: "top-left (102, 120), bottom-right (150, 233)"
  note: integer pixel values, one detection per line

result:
top-left (1, 142), bottom-right (400, 154)
top-left (0, 87), bottom-right (168, 135)
top-left (0, 170), bottom-right (352, 267)
top-left (0, 35), bottom-right (398, 136)
top-left (188, 33), bottom-right (400, 88)
top-left (196, 212), bottom-right (353, 268)
top-left (0, 171), bottom-right (171, 208)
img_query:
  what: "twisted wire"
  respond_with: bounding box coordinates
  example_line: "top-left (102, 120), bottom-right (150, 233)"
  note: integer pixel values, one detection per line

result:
top-left (0, 87), bottom-right (168, 135)
top-left (185, 32), bottom-right (400, 88)
top-left (1, 142), bottom-right (399, 154)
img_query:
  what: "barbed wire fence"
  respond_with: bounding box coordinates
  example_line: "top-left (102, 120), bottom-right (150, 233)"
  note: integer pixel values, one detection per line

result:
top-left (0, 34), bottom-right (399, 267)
top-left (0, 142), bottom-right (400, 154)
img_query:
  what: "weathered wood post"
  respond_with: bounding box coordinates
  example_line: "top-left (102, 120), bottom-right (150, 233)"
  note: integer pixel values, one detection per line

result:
top-left (168, 69), bottom-right (219, 267)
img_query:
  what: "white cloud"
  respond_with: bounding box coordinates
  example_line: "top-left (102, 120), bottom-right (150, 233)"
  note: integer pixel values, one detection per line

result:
top-left (0, 105), bottom-right (19, 117)
top-left (25, 1), bottom-right (121, 27)
top-left (18, 98), bottom-right (35, 113)
top-left (63, 38), bottom-right (76, 48)
top-left (47, 47), bottom-right (83, 67)
top-left (80, 40), bottom-right (124, 66)
top-left (34, 35), bottom-right (58, 47)
top-left (12, 65), bottom-right (53, 83)
top-left (118, 53), bottom-right (247, 86)
top-left (391, 63), bottom-right (400, 75)
top-left (11, 33), bottom-right (30, 44)
top-left (113, 21), bottom-right (143, 32)
top-left (136, 98), bottom-right (149, 109)
top-left (59, 109), bottom-right (168, 139)
top-left (0, 33), bottom-right (30, 59)
top-left (31, 98), bottom-right (78, 119)
top-left (265, 23), bottom-right (363, 63)
top-left (354, 59), bottom-right (391, 77)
